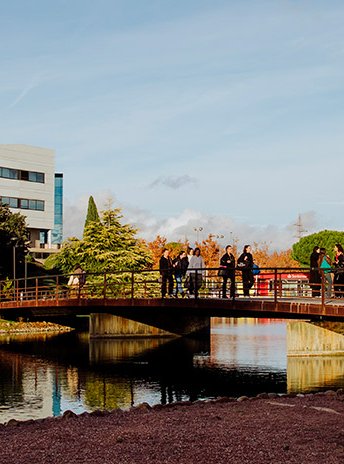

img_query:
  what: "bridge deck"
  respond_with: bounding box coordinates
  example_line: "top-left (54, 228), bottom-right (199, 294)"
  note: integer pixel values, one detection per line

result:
top-left (1, 268), bottom-right (344, 322)
top-left (1, 296), bottom-right (344, 321)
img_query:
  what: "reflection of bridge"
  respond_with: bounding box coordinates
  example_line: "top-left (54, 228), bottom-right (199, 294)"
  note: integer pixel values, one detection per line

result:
top-left (1, 268), bottom-right (344, 338)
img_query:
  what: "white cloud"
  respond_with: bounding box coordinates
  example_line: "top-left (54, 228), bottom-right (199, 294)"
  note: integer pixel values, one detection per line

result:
top-left (149, 175), bottom-right (198, 190)
top-left (63, 194), bottom-right (318, 251)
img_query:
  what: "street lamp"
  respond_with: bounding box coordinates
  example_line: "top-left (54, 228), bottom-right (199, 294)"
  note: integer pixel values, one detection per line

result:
top-left (209, 234), bottom-right (224, 240)
top-left (193, 227), bottom-right (203, 243)
top-left (10, 238), bottom-right (18, 299)
top-left (209, 234), bottom-right (225, 254)
top-left (10, 238), bottom-right (31, 296)
top-left (10, 237), bottom-right (18, 281)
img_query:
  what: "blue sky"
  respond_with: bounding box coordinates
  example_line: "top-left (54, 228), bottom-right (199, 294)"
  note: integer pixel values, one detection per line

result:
top-left (1, 1), bottom-right (344, 248)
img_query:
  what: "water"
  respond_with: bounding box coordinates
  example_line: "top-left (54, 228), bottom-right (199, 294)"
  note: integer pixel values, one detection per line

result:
top-left (0, 318), bottom-right (344, 424)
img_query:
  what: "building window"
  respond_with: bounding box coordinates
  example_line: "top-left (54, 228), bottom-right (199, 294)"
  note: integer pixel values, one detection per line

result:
top-left (20, 199), bottom-right (29, 209)
top-left (20, 170), bottom-right (29, 181)
top-left (52, 173), bottom-right (63, 245)
top-left (0, 166), bottom-right (44, 183)
top-left (28, 171), bottom-right (45, 183)
top-left (0, 196), bottom-right (45, 211)
top-left (36, 200), bottom-right (44, 211)
top-left (8, 198), bottom-right (18, 208)
top-left (0, 167), bottom-right (18, 179)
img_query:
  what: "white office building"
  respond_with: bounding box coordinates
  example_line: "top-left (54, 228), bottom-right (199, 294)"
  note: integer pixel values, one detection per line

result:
top-left (0, 144), bottom-right (63, 258)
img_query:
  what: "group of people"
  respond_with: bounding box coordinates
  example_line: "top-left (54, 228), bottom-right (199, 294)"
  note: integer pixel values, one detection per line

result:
top-left (219, 244), bottom-right (256, 299)
top-left (309, 244), bottom-right (344, 298)
top-left (159, 247), bottom-right (205, 298)
top-left (159, 244), bottom-right (257, 299)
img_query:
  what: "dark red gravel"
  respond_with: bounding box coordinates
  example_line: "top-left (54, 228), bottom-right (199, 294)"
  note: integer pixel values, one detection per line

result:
top-left (1, 393), bottom-right (344, 464)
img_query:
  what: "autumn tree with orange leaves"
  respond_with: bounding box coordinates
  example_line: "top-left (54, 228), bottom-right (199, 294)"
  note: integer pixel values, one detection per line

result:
top-left (146, 235), bottom-right (167, 269)
top-left (195, 235), bottom-right (221, 268)
top-left (147, 235), bottom-right (190, 268)
top-left (251, 243), bottom-right (299, 269)
top-left (146, 236), bottom-right (298, 271)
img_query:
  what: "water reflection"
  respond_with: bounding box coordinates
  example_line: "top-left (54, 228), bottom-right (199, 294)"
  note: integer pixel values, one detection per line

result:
top-left (0, 318), bottom-right (343, 423)
top-left (287, 357), bottom-right (344, 393)
top-left (287, 321), bottom-right (344, 392)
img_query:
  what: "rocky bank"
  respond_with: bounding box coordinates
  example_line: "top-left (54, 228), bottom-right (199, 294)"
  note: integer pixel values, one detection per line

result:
top-left (0, 391), bottom-right (344, 464)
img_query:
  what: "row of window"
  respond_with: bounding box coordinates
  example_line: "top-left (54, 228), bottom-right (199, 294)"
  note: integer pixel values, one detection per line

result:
top-left (0, 167), bottom-right (45, 183)
top-left (0, 196), bottom-right (45, 211)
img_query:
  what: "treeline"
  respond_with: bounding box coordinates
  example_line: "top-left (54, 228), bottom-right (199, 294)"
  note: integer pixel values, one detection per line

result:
top-left (1, 195), bottom-right (344, 281)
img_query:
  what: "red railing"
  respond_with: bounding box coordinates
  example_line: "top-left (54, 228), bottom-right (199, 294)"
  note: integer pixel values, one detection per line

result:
top-left (0, 267), bottom-right (341, 311)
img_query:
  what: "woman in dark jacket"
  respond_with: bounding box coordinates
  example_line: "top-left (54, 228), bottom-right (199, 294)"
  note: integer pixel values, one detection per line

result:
top-left (173, 250), bottom-right (188, 297)
top-left (333, 244), bottom-right (344, 298)
top-left (309, 246), bottom-right (320, 297)
top-left (219, 245), bottom-right (236, 299)
top-left (237, 245), bottom-right (254, 297)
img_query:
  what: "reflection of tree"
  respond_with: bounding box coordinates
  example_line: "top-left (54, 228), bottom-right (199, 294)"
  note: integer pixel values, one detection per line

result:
top-left (84, 375), bottom-right (132, 410)
top-left (0, 352), bottom-right (24, 406)
top-left (0, 328), bottom-right (290, 421)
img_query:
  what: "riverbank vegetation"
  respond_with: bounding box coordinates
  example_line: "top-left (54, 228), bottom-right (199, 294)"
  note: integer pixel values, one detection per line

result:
top-left (0, 318), bottom-right (73, 334)
top-left (2, 197), bottom-right (343, 286)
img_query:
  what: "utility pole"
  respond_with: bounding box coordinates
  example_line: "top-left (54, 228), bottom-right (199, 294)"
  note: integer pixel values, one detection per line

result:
top-left (294, 214), bottom-right (307, 239)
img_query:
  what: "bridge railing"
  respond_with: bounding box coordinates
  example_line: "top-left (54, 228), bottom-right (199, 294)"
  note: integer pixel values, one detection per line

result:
top-left (0, 266), bottom-right (340, 307)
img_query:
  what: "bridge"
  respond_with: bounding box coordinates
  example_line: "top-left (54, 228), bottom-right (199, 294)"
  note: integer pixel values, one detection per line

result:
top-left (0, 267), bottom-right (344, 338)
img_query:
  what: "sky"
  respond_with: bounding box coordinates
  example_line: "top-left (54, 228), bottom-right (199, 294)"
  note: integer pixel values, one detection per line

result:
top-left (1, 0), bottom-right (344, 250)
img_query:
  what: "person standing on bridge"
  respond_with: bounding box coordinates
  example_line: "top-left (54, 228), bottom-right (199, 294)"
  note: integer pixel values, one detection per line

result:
top-left (187, 247), bottom-right (194, 263)
top-left (309, 246), bottom-right (321, 297)
top-left (173, 250), bottom-right (188, 297)
top-left (68, 265), bottom-right (86, 298)
top-left (318, 248), bottom-right (332, 299)
top-left (219, 245), bottom-right (236, 299)
top-left (333, 244), bottom-right (344, 298)
top-left (187, 247), bottom-right (205, 297)
top-left (237, 245), bottom-right (254, 297)
top-left (159, 249), bottom-right (174, 298)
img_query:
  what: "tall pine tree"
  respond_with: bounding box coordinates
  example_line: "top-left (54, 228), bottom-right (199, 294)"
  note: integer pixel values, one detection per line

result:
top-left (45, 205), bottom-right (152, 275)
top-left (83, 196), bottom-right (100, 235)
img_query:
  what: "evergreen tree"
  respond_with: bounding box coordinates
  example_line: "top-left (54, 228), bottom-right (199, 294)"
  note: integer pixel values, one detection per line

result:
top-left (292, 230), bottom-right (344, 267)
top-left (83, 196), bottom-right (100, 234)
top-left (45, 206), bottom-right (153, 275)
top-left (0, 204), bottom-right (29, 279)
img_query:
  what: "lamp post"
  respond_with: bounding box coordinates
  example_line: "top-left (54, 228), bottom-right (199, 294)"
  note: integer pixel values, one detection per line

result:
top-left (10, 238), bottom-right (18, 299)
top-left (23, 241), bottom-right (31, 294)
top-left (24, 255), bottom-right (28, 293)
top-left (10, 238), bottom-right (30, 298)
top-left (12, 244), bottom-right (16, 281)
top-left (193, 227), bottom-right (203, 243)
top-left (10, 237), bottom-right (18, 280)
top-left (209, 233), bottom-right (225, 254)
top-left (209, 234), bottom-right (224, 240)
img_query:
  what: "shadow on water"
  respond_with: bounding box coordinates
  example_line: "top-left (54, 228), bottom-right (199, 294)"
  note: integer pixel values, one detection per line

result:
top-left (0, 326), bottom-right (287, 415)
top-left (5, 319), bottom-right (344, 422)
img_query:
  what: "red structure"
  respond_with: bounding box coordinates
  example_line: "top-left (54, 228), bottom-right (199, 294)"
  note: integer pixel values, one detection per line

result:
top-left (256, 272), bottom-right (309, 297)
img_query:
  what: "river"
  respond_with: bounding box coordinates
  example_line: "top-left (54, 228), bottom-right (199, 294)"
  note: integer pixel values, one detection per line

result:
top-left (0, 318), bottom-right (343, 424)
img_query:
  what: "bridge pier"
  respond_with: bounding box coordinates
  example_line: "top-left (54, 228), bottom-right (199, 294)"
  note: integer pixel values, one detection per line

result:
top-left (89, 312), bottom-right (211, 339)
top-left (287, 321), bottom-right (344, 356)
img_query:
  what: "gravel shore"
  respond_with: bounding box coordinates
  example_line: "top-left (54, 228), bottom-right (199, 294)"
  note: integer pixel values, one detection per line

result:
top-left (1, 392), bottom-right (344, 464)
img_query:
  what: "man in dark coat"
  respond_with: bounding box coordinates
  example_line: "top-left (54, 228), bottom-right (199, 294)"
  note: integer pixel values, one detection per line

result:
top-left (219, 245), bottom-right (236, 299)
top-left (159, 249), bottom-right (174, 298)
